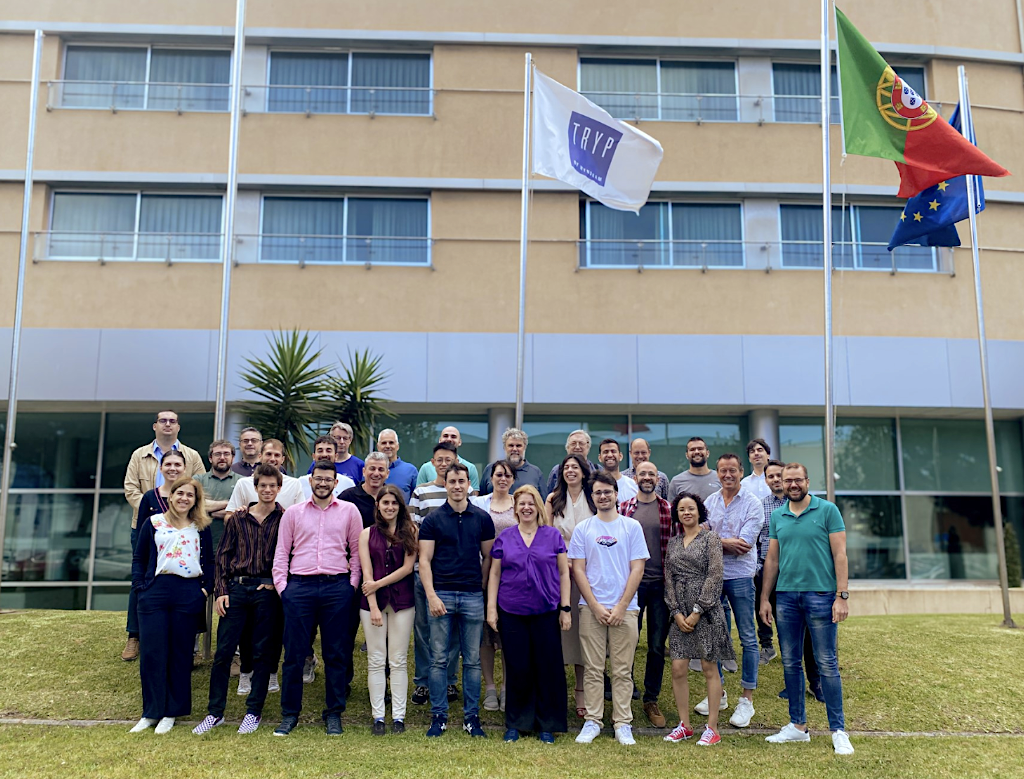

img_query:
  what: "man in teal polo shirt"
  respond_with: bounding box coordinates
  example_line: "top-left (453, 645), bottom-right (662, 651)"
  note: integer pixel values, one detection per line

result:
top-left (759, 463), bottom-right (854, 756)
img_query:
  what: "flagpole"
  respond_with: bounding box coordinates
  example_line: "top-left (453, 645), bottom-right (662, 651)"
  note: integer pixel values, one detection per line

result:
top-left (0, 29), bottom-right (43, 592)
top-left (957, 66), bottom-right (1016, 627)
top-left (821, 0), bottom-right (836, 502)
top-left (514, 52), bottom-right (533, 429)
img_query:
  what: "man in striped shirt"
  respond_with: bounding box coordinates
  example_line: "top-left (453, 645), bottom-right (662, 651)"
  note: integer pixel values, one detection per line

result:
top-left (410, 443), bottom-right (478, 521)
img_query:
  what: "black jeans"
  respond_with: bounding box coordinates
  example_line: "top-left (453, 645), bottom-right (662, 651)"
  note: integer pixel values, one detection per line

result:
top-left (636, 580), bottom-right (670, 703)
top-left (498, 608), bottom-right (567, 733)
top-left (207, 581), bottom-right (283, 718)
top-left (753, 569), bottom-right (776, 649)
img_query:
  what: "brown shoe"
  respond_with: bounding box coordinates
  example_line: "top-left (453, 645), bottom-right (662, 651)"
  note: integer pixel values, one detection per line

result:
top-left (121, 637), bottom-right (139, 662)
top-left (643, 701), bottom-right (667, 728)
top-left (230, 654), bottom-right (241, 677)
top-left (193, 651), bottom-right (204, 669)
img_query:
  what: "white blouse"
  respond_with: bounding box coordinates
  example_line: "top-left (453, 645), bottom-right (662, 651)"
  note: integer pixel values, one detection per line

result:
top-left (151, 514), bottom-right (204, 579)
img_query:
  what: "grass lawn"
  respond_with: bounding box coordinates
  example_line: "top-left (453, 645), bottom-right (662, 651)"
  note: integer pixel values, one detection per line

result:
top-left (0, 610), bottom-right (1022, 778)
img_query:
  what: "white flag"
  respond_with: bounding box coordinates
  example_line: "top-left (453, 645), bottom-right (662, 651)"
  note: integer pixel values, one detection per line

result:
top-left (531, 69), bottom-right (664, 213)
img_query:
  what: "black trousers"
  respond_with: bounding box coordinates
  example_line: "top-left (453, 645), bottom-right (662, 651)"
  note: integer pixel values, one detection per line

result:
top-left (497, 608), bottom-right (567, 733)
top-left (207, 581), bottom-right (283, 718)
top-left (754, 569), bottom-right (776, 649)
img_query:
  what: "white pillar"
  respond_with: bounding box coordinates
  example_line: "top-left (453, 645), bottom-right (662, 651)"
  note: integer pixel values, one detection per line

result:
top-left (748, 409), bottom-right (780, 459)
top-left (488, 407), bottom-right (514, 464)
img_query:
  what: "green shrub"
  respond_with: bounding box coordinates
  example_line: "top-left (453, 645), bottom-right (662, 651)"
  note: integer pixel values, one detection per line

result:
top-left (1004, 522), bottom-right (1022, 587)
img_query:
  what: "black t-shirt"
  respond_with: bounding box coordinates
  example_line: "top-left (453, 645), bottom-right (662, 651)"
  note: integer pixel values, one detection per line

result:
top-left (418, 501), bottom-right (495, 593)
top-left (338, 484), bottom-right (377, 529)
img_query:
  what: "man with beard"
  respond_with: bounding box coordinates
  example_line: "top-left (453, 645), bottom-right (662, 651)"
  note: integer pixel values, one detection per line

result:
top-left (479, 428), bottom-right (544, 497)
top-left (271, 460), bottom-right (363, 737)
top-left (760, 463), bottom-right (853, 756)
top-left (546, 430), bottom-right (602, 495)
top-left (597, 439), bottom-right (638, 504)
top-left (618, 461), bottom-right (672, 728)
top-left (622, 438), bottom-right (668, 500)
top-left (196, 440), bottom-right (244, 552)
top-left (667, 437), bottom-right (721, 503)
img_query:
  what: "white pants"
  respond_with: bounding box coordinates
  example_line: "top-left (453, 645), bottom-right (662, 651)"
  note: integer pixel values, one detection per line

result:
top-left (360, 605), bottom-right (415, 721)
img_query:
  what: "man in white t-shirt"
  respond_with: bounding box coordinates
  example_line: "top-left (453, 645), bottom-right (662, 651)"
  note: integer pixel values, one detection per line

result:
top-left (227, 439), bottom-right (304, 511)
top-left (568, 471), bottom-right (649, 747)
top-left (739, 438), bottom-right (772, 500)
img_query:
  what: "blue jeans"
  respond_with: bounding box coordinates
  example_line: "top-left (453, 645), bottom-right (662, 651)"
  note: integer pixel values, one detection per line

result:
top-left (719, 577), bottom-right (759, 690)
top-left (427, 590), bottom-right (484, 718)
top-left (776, 591), bottom-right (845, 731)
top-left (413, 572), bottom-right (458, 688)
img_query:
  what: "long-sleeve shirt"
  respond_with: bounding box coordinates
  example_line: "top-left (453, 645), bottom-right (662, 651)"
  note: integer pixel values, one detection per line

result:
top-left (759, 493), bottom-right (786, 572)
top-left (272, 498), bottom-right (363, 593)
top-left (214, 503), bottom-right (285, 597)
top-left (123, 440), bottom-right (204, 527)
top-left (702, 487), bottom-right (763, 580)
top-left (227, 473), bottom-right (305, 512)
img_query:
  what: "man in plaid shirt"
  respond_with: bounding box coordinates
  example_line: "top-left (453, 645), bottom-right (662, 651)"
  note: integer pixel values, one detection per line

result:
top-left (757, 460), bottom-right (787, 664)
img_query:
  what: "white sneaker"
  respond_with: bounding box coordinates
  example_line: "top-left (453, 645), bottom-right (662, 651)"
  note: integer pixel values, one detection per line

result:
top-left (694, 691), bottom-right (728, 716)
top-left (237, 671), bottom-right (252, 696)
top-left (729, 697), bottom-right (755, 728)
top-left (614, 724), bottom-right (635, 746)
top-left (575, 720), bottom-right (602, 744)
top-left (766, 723), bottom-right (811, 743)
top-left (129, 717), bottom-right (157, 733)
top-left (268, 673), bottom-right (280, 693)
top-left (154, 717), bottom-right (176, 735)
top-left (832, 729), bottom-right (855, 755)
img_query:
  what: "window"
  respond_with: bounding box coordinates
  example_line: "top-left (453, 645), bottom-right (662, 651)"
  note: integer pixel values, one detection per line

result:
top-left (259, 196), bottom-right (430, 265)
top-left (61, 46), bottom-right (230, 111)
top-left (267, 51), bottom-right (431, 115)
top-left (779, 204), bottom-right (935, 271)
top-left (581, 201), bottom-right (743, 268)
top-left (46, 193), bottom-right (222, 262)
top-left (580, 58), bottom-right (737, 121)
top-left (900, 419), bottom-right (1024, 494)
top-left (772, 63), bottom-right (925, 124)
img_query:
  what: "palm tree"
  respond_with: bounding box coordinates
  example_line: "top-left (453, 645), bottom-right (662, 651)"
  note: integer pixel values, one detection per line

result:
top-left (323, 348), bottom-right (396, 458)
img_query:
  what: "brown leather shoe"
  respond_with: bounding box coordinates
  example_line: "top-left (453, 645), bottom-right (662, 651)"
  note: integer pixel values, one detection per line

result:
top-left (230, 654), bottom-right (241, 677)
top-left (121, 637), bottom-right (139, 662)
top-left (643, 701), bottom-right (667, 728)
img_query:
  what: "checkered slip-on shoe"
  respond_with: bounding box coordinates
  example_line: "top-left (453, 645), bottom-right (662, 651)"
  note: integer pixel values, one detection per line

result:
top-left (238, 714), bottom-right (261, 735)
top-left (191, 715), bottom-right (224, 734)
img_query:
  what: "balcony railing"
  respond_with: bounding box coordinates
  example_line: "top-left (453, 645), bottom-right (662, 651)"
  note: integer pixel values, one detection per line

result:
top-left (48, 81), bottom-right (230, 112)
top-left (34, 232), bottom-right (222, 263)
top-left (238, 234), bottom-right (432, 266)
top-left (243, 84), bottom-right (434, 116)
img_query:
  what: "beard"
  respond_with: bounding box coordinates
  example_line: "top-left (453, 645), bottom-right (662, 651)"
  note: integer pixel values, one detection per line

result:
top-left (688, 454), bottom-right (706, 467)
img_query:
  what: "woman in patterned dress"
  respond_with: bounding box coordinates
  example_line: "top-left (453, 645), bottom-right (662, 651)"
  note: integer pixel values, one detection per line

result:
top-left (663, 491), bottom-right (734, 746)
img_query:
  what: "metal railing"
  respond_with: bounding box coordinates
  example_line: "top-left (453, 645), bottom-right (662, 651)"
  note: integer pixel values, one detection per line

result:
top-left (243, 84), bottom-right (433, 116)
top-left (48, 80), bottom-right (231, 113)
top-left (237, 233), bottom-right (432, 266)
top-left (33, 232), bottom-right (222, 263)
top-left (579, 91), bottom-right (848, 125)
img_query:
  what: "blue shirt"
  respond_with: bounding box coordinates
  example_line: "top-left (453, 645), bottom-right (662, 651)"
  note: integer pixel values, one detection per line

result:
top-left (307, 456), bottom-right (365, 486)
top-left (419, 501), bottom-right (495, 593)
top-left (703, 486), bottom-right (763, 580)
top-left (385, 457), bottom-right (418, 502)
top-left (152, 440), bottom-right (180, 488)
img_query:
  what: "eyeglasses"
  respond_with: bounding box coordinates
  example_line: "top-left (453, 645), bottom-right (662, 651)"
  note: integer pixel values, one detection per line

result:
top-left (157, 418), bottom-right (178, 426)
top-left (592, 489), bottom-right (616, 498)
top-left (783, 479), bottom-right (807, 485)
top-left (240, 437), bottom-right (261, 444)
top-left (311, 477), bottom-right (336, 485)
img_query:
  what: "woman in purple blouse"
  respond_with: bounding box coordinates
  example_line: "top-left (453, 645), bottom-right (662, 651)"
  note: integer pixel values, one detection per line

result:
top-left (486, 485), bottom-right (571, 743)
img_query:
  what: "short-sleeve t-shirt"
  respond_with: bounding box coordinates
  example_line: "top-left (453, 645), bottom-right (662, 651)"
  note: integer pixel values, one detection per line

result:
top-left (567, 514), bottom-right (650, 611)
top-left (769, 495), bottom-right (845, 593)
top-left (418, 501), bottom-right (495, 593)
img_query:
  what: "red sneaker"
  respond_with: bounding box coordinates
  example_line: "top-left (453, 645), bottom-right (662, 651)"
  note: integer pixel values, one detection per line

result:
top-left (663, 722), bottom-right (695, 742)
top-left (697, 727), bottom-right (721, 746)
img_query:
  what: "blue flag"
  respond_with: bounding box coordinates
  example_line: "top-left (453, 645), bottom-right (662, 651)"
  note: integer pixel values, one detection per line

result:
top-left (888, 103), bottom-right (985, 251)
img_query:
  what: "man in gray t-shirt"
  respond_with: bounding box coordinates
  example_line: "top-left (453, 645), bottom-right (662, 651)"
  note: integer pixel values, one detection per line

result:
top-left (667, 437), bottom-right (722, 503)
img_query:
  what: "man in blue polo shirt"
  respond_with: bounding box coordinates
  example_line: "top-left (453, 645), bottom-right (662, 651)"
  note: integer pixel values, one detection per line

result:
top-left (760, 462), bottom-right (853, 756)
top-left (376, 429), bottom-right (417, 501)
top-left (418, 462), bottom-right (495, 739)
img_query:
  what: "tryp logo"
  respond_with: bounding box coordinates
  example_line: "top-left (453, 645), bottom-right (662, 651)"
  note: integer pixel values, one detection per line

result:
top-left (568, 111), bottom-right (622, 186)
top-left (596, 535), bottom-right (619, 548)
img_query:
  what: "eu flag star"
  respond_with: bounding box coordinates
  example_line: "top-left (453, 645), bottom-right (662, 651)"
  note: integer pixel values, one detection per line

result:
top-left (929, 200), bottom-right (941, 211)
top-left (913, 212), bottom-right (923, 222)
top-left (900, 212), bottom-right (906, 222)
top-left (937, 181), bottom-right (950, 192)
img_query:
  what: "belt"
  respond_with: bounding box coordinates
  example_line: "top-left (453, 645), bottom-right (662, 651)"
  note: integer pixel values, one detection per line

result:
top-left (288, 573), bottom-right (346, 581)
top-left (232, 576), bottom-right (274, 586)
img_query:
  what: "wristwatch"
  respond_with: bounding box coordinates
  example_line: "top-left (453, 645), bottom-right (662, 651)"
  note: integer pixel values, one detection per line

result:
top-left (691, 605), bottom-right (703, 615)
top-left (837, 591), bottom-right (849, 600)
top-left (560, 605), bottom-right (572, 613)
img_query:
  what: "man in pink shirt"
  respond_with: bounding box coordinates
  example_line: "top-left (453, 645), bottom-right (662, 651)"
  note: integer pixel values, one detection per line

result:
top-left (272, 460), bottom-right (362, 737)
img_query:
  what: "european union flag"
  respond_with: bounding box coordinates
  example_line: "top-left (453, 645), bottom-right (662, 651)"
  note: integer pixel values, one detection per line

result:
top-left (888, 103), bottom-right (985, 251)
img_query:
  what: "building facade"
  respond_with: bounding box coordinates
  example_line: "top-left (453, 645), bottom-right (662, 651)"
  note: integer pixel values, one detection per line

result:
top-left (0, 0), bottom-right (1022, 609)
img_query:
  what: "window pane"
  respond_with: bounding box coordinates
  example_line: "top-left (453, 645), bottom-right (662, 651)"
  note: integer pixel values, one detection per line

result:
top-left (630, 417), bottom-right (748, 481)
top-left (148, 49), bottom-right (231, 111)
top-left (62, 46), bottom-right (146, 108)
top-left (906, 495), bottom-right (999, 579)
top-left (0, 586), bottom-right (87, 610)
top-left (49, 193), bottom-right (137, 259)
top-left (901, 418), bottom-right (1005, 493)
top-left (1004, 497), bottom-right (1024, 584)
top-left (671, 204), bottom-right (743, 267)
top-left (100, 412), bottom-right (214, 489)
top-left (90, 586), bottom-right (131, 611)
top-left (261, 197), bottom-right (345, 263)
top-left (0, 413), bottom-right (99, 489)
top-left (583, 201), bottom-right (669, 267)
top-left (772, 63), bottom-right (819, 123)
top-left (835, 418), bottom-right (898, 491)
top-left (388, 417), bottom-right (489, 480)
top-left (660, 61), bottom-right (736, 121)
top-left (894, 66), bottom-right (926, 98)
top-left (522, 416), bottom-right (630, 481)
top-left (995, 420), bottom-right (1024, 494)
top-left (346, 198), bottom-right (430, 265)
top-left (580, 58), bottom-right (658, 119)
top-left (2, 494), bottom-right (93, 582)
top-left (837, 495), bottom-right (905, 579)
top-left (268, 52), bottom-right (348, 113)
top-left (92, 493), bottom-right (135, 582)
top-left (856, 206), bottom-right (935, 271)
top-left (137, 195), bottom-right (223, 261)
top-left (779, 205), bottom-right (855, 268)
top-left (350, 53), bottom-right (430, 115)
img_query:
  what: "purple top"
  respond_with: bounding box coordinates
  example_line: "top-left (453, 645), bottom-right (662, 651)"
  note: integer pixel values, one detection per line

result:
top-left (490, 524), bottom-right (566, 615)
top-left (360, 525), bottom-right (414, 612)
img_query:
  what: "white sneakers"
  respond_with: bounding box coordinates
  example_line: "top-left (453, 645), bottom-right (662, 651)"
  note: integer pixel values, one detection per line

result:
top-left (268, 673), bottom-right (280, 693)
top-left (694, 692), bottom-right (728, 716)
top-left (729, 697), bottom-right (755, 728)
top-left (575, 721), bottom-right (602, 744)
top-left (614, 725), bottom-right (635, 746)
top-left (129, 717), bottom-right (157, 733)
top-left (766, 723), bottom-right (811, 743)
top-left (154, 717), bottom-right (176, 735)
top-left (237, 672), bottom-right (252, 696)
top-left (832, 730), bottom-right (855, 754)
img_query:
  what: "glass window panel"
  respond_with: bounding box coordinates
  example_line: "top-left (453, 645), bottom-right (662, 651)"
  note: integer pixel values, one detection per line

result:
top-left (671, 204), bottom-right (743, 267)
top-left (995, 420), bottom-right (1024, 494)
top-left (387, 417), bottom-right (489, 481)
top-left (2, 494), bottom-right (93, 582)
top-left (350, 52), bottom-right (430, 115)
top-left (583, 201), bottom-right (670, 267)
top-left (894, 66), bottom-right (926, 99)
top-left (660, 61), bottom-right (736, 121)
top-left (137, 195), bottom-right (223, 261)
top-left (1003, 496), bottom-right (1024, 585)
top-left (629, 417), bottom-right (748, 481)
top-left (779, 204), bottom-right (855, 269)
top-left (779, 419), bottom-right (826, 490)
top-left (770, 64), bottom-right (840, 123)
top-left (580, 58), bottom-right (658, 119)
top-left (836, 495), bottom-right (905, 579)
top-left (100, 412), bottom-right (214, 489)
top-left (856, 205), bottom-right (935, 271)
top-left (346, 198), bottom-right (429, 265)
top-left (49, 193), bottom-right (137, 260)
top-left (91, 493), bottom-right (135, 582)
top-left (261, 197), bottom-right (345, 263)
top-left (0, 586), bottom-right (87, 610)
top-left (835, 418), bottom-right (898, 491)
top-left (268, 52), bottom-right (348, 113)
top-left (148, 49), bottom-right (231, 111)
top-left (62, 46), bottom-right (146, 109)
top-left (89, 586), bottom-right (131, 611)
top-left (906, 495), bottom-right (999, 580)
top-left (522, 416), bottom-right (630, 481)
top-left (900, 418), bottom-right (1010, 493)
top-left (0, 413), bottom-right (99, 489)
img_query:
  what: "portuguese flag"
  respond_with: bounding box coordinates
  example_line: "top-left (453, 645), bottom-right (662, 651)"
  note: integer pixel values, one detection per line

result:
top-left (836, 7), bottom-right (1009, 198)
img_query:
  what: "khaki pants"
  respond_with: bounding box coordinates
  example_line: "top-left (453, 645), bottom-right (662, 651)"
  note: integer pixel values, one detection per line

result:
top-left (578, 607), bottom-right (639, 728)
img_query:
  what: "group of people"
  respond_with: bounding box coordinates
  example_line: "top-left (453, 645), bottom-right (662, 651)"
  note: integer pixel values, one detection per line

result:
top-left (122, 413), bottom-right (853, 754)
